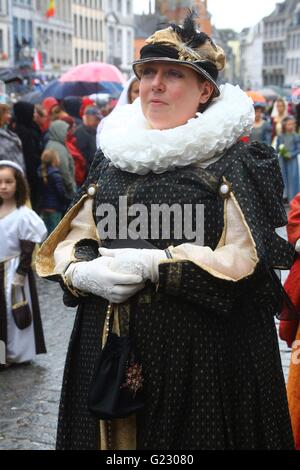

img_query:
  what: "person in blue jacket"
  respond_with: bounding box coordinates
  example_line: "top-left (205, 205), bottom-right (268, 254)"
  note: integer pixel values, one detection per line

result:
top-left (38, 149), bottom-right (67, 234)
top-left (249, 104), bottom-right (272, 145)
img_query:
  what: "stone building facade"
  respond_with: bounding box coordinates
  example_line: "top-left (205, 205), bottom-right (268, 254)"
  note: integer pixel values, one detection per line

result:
top-left (155, 0), bottom-right (212, 35)
top-left (239, 21), bottom-right (264, 90)
top-left (262, 0), bottom-right (300, 87)
top-left (35, 0), bottom-right (73, 77)
top-left (285, 2), bottom-right (300, 87)
top-left (104, 0), bottom-right (135, 76)
top-left (0, 0), bottom-right (11, 69)
top-left (73, 0), bottom-right (106, 66)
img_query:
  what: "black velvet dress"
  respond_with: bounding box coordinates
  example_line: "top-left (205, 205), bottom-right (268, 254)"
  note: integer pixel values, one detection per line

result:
top-left (52, 141), bottom-right (295, 450)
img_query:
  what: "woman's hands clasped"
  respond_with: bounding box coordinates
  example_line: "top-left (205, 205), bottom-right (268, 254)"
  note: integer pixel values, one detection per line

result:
top-left (65, 247), bottom-right (167, 304)
top-left (99, 247), bottom-right (167, 284)
top-left (65, 256), bottom-right (145, 304)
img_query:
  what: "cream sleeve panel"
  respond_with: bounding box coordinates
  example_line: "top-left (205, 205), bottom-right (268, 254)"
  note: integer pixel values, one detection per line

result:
top-left (168, 194), bottom-right (258, 281)
top-left (54, 198), bottom-right (98, 275)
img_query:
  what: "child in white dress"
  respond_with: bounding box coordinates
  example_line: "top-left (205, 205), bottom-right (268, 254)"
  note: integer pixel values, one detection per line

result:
top-left (0, 160), bottom-right (47, 367)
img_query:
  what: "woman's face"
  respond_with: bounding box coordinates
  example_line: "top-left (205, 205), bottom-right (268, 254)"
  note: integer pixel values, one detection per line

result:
top-left (277, 101), bottom-right (286, 115)
top-left (139, 62), bottom-right (214, 130)
top-left (129, 80), bottom-right (140, 104)
top-left (0, 167), bottom-right (16, 202)
top-left (255, 107), bottom-right (263, 120)
top-left (34, 108), bottom-right (47, 127)
top-left (50, 106), bottom-right (60, 121)
top-left (285, 119), bottom-right (296, 133)
top-left (2, 109), bottom-right (11, 126)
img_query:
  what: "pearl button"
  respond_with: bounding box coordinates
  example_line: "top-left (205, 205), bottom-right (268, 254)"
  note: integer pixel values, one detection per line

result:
top-left (220, 184), bottom-right (230, 195)
top-left (87, 185), bottom-right (96, 197)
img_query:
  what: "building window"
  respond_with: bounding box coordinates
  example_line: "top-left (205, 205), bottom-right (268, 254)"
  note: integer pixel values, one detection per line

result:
top-left (21, 19), bottom-right (26, 41)
top-left (117, 29), bottom-right (122, 59)
top-left (80, 16), bottom-right (83, 37)
top-left (108, 26), bottom-right (114, 62)
top-left (127, 30), bottom-right (132, 63)
top-left (74, 14), bottom-right (77, 37)
top-left (0, 29), bottom-right (3, 54)
top-left (28, 20), bottom-right (33, 46)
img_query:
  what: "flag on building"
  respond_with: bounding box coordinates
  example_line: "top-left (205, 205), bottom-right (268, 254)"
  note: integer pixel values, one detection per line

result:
top-left (33, 51), bottom-right (43, 72)
top-left (46, 0), bottom-right (55, 18)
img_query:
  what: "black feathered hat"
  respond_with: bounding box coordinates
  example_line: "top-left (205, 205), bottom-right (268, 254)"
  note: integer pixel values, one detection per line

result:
top-left (133, 9), bottom-right (225, 98)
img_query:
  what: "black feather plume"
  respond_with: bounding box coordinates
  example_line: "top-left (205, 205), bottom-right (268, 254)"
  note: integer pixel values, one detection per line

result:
top-left (170, 8), bottom-right (217, 51)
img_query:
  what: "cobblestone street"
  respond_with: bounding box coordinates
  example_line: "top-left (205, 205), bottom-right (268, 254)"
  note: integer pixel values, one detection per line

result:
top-left (0, 278), bottom-right (74, 450)
top-left (0, 274), bottom-right (293, 450)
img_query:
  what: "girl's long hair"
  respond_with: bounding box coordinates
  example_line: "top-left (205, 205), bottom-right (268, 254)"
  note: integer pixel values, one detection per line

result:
top-left (41, 149), bottom-right (60, 184)
top-left (0, 166), bottom-right (30, 208)
top-left (0, 104), bottom-right (10, 128)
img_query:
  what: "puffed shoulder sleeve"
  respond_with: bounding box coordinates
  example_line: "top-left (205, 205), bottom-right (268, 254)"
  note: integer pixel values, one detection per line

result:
top-left (157, 141), bottom-right (295, 316)
top-left (18, 207), bottom-right (48, 244)
top-left (223, 141), bottom-right (294, 268)
top-left (35, 149), bottom-right (106, 282)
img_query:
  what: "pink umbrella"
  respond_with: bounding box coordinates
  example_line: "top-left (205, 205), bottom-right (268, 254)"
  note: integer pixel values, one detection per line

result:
top-left (41, 62), bottom-right (126, 99)
top-left (60, 62), bottom-right (125, 84)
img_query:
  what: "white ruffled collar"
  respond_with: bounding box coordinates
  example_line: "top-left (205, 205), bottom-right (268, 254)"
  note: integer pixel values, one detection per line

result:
top-left (100, 83), bottom-right (254, 175)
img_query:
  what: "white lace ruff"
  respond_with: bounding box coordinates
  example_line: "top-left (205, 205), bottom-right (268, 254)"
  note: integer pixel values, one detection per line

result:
top-left (100, 83), bottom-right (255, 175)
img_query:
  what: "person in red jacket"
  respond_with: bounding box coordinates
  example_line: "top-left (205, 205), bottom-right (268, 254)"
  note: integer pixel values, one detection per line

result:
top-left (60, 115), bottom-right (87, 187)
top-left (280, 192), bottom-right (300, 449)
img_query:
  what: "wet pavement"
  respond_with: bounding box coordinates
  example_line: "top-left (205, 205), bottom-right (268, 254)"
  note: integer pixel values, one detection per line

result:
top-left (0, 278), bottom-right (74, 450)
top-left (0, 274), bottom-right (293, 450)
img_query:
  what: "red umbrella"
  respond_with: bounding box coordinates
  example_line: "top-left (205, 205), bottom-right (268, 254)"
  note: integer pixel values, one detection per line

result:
top-left (60, 62), bottom-right (125, 84)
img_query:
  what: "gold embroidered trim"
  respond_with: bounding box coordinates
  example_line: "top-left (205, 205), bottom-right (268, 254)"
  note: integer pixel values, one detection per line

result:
top-left (164, 188), bottom-right (259, 282)
top-left (165, 262), bottom-right (183, 293)
top-left (216, 197), bottom-right (228, 249)
top-left (61, 260), bottom-right (88, 298)
top-left (189, 192), bottom-right (258, 281)
top-left (35, 194), bottom-right (98, 278)
top-left (230, 192), bottom-right (258, 262)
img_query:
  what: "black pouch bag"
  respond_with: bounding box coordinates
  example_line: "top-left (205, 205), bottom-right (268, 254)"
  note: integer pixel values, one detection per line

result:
top-left (11, 285), bottom-right (32, 330)
top-left (88, 305), bottom-right (144, 420)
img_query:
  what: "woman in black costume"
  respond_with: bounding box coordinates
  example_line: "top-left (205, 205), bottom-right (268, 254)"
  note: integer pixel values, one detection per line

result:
top-left (37, 12), bottom-right (295, 450)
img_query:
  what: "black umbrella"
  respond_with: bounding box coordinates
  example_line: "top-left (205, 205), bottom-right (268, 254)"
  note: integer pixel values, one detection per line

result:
top-left (0, 69), bottom-right (23, 84)
top-left (41, 79), bottom-right (123, 100)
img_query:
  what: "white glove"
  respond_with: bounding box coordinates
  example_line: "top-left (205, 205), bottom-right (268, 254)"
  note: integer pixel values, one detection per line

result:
top-left (296, 238), bottom-right (300, 253)
top-left (98, 247), bottom-right (167, 284)
top-left (65, 257), bottom-right (145, 304)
